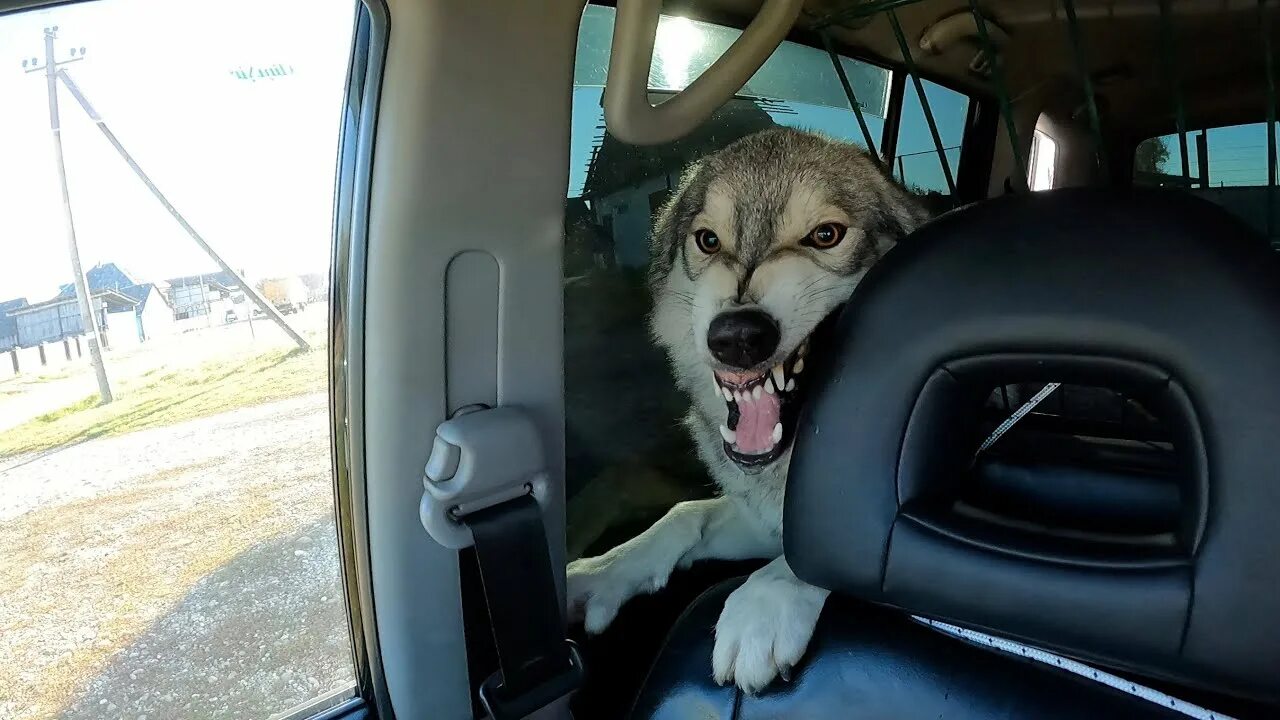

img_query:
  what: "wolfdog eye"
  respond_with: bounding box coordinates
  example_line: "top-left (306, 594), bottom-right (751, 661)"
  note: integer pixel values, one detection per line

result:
top-left (693, 229), bottom-right (721, 254)
top-left (802, 223), bottom-right (847, 249)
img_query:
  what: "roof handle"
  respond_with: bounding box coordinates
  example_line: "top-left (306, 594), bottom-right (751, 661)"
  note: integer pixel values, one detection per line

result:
top-left (603, 0), bottom-right (803, 146)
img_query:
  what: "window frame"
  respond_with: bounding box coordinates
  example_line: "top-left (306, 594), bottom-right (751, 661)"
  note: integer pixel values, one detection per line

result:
top-left (0, 0), bottom-right (384, 716)
top-left (787, 25), bottom-right (993, 204)
top-left (328, 0), bottom-right (391, 718)
top-left (1132, 122), bottom-right (1280, 190)
top-left (957, 92), bottom-right (998, 199)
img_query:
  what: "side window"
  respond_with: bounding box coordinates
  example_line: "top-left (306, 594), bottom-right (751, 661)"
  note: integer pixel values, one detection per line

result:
top-left (0, 2), bottom-right (358, 719)
top-left (892, 78), bottom-right (969, 202)
top-left (1028, 129), bottom-right (1058, 191)
top-left (1135, 122), bottom-right (1280, 244)
top-left (565, 6), bottom-right (901, 559)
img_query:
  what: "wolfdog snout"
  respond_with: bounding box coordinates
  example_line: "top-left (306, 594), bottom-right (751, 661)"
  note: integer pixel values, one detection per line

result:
top-left (707, 309), bottom-right (781, 369)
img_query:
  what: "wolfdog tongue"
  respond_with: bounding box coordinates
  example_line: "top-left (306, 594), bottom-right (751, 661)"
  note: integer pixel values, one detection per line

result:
top-left (735, 390), bottom-right (781, 454)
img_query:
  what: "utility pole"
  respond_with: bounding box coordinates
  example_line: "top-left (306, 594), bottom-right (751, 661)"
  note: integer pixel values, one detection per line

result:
top-left (25, 26), bottom-right (112, 404)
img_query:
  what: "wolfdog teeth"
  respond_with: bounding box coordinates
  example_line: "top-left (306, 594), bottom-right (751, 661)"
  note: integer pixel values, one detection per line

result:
top-left (721, 386), bottom-right (734, 402)
top-left (793, 357), bottom-right (805, 374)
top-left (752, 385), bottom-right (763, 400)
top-left (785, 378), bottom-right (796, 392)
top-left (763, 379), bottom-right (775, 394)
top-left (771, 364), bottom-right (785, 388)
top-left (719, 424), bottom-right (737, 443)
top-left (771, 422), bottom-right (783, 444)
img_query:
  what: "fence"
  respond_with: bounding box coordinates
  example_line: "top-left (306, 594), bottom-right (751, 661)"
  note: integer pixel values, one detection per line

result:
top-left (0, 337), bottom-right (86, 380)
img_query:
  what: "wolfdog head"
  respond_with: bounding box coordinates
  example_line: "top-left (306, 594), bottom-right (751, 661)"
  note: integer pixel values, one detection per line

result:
top-left (648, 128), bottom-right (929, 473)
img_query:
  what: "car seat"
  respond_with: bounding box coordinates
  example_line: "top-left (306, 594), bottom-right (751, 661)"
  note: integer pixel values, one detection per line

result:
top-left (630, 188), bottom-right (1280, 719)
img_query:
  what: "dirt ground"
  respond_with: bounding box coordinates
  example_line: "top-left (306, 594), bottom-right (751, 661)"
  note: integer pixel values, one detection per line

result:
top-left (0, 392), bottom-right (355, 720)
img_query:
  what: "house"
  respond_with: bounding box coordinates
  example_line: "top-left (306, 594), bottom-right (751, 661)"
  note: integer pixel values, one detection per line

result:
top-left (0, 298), bottom-right (29, 351)
top-left (12, 262), bottom-right (175, 348)
top-left (11, 289), bottom-right (139, 348)
top-left (164, 270), bottom-right (240, 320)
top-left (113, 283), bottom-right (175, 343)
top-left (56, 262), bottom-right (139, 299)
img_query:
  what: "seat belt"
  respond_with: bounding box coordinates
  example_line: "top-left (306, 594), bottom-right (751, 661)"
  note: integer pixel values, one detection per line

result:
top-left (421, 406), bottom-right (583, 720)
top-left (463, 496), bottom-right (582, 718)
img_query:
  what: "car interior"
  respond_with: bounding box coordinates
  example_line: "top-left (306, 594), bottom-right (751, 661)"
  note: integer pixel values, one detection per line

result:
top-left (8, 0), bottom-right (1276, 718)
top-left (333, 1), bottom-right (1280, 719)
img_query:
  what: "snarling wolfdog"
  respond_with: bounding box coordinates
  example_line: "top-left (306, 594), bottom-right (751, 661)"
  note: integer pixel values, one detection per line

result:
top-left (568, 127), bottom-right (929, 693)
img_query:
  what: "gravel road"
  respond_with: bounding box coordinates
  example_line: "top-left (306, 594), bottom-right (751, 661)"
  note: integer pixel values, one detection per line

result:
top-left (0, 392), bottom-right (356, 720)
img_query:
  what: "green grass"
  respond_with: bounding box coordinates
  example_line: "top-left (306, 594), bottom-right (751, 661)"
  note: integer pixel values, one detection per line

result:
top-left (0, 347), bottom-right (326, 459)
top-left (31, 394), bottom-right (99, 423)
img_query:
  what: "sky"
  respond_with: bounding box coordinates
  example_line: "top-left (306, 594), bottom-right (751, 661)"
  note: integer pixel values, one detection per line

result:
top-left (0, 0), bottom-right (355, 303)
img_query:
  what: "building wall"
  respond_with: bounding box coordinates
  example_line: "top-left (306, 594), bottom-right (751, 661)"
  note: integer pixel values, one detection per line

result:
top-left (0, 349), bottom-right (16, 379)
top-left (171, 283), bottom-right (215, 318)
top-left (592, 175), bottom-right (670, 268)
top-left (172, 315), bottom-right (215, 334)
top-left (14, 344), bottom-right (44, 371)
top-left (0, 300), bottom-right (25, 352)
top-left (139, 288), bottom-right (175, 339)
top-left (14, 303), bottom-right (117, 347)
top-left (106, 309), bottom-right (142, 348)
top-left (16, 304), bottom-right (78, 346)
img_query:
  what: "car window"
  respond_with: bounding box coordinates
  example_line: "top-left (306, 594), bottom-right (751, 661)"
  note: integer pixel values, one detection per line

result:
top-left (1028, 128), bottom-right (1058, 191)
top-left (0, 1), bottom-right (358, 719)
top-left (565, 5), bottom-right (970, 559)
top-left (892, 77), bottom-right (969, 202)
top-left (1134, 122), bottom-right (1280, 245)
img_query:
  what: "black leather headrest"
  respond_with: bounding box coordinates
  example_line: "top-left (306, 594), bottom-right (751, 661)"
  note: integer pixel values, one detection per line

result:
top-left (784, 188), bottom-right (1280, 704)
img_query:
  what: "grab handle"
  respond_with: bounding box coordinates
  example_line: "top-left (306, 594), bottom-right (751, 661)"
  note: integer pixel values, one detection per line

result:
top-left (603, 0), bottom-right (803, 145)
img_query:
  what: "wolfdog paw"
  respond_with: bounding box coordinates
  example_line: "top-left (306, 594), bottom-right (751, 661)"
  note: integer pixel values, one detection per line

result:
top-left (566, 550), bottom-right (674, 635)
top-left (711, 561), bottom-right (828, 695)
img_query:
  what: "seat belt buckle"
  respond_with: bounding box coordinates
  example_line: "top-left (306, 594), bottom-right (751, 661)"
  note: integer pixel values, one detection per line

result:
top-left (420, 405), bottom-right (550, 549)
top-left (419, 406), bottom-right (584, 718)
top-left (479, 640), bottom-right (585, 720)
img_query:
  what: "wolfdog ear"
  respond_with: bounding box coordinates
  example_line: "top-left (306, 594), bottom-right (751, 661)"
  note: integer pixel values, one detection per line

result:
top-left (870, 174), bottom-right (932, 248)
top-left (647, 160), bottom-right (708, 287)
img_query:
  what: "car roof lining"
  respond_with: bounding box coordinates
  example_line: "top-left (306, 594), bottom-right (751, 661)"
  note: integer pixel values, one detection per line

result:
top-left (668, 0), bottom-right (1277, 142)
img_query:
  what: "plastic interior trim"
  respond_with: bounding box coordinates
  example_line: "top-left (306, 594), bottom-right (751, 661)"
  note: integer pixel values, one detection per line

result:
top-left (603, 0), bottom-right (803, 145)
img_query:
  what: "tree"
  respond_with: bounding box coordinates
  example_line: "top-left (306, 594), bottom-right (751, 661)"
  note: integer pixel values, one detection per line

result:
top-left (1134, 138), bottom-right (1171, 175)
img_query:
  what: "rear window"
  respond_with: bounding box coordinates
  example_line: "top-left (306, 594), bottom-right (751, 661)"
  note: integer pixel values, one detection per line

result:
top-left (892, 80), bottom-right (968, 200)
top-left (1134, 122), bottom-right (1280, 245)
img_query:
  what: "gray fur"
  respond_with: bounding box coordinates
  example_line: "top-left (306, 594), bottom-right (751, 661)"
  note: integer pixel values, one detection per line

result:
top-left (567, 128), bottom-right (931, 692)
top-left (648, 127), bottom-right (928, 535)
top-left (649, 127), bottom-right (926, 291)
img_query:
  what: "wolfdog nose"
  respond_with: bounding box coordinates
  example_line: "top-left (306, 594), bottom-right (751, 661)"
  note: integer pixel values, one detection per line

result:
top-left (707, 309), bottom-right (781, 369)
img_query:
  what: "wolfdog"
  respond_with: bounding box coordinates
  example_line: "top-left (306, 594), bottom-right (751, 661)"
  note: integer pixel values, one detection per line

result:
top-left (567, 128), bottom-right (930, 693)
